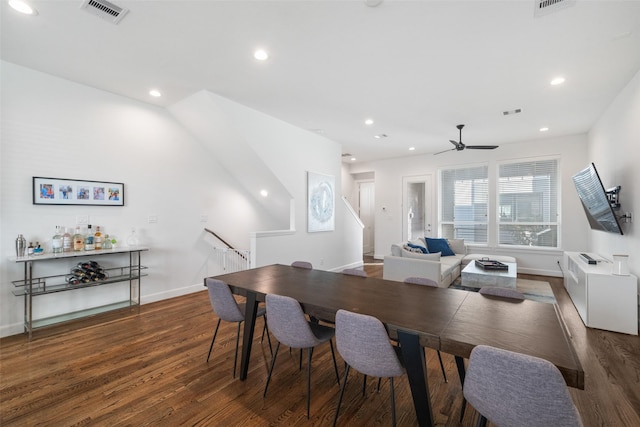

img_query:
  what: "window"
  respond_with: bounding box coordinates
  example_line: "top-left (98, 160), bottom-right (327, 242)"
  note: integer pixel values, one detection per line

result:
top-left (498, 159), bottom-right (559, 248)
top-left (439, 165), bottom-right (488, 243)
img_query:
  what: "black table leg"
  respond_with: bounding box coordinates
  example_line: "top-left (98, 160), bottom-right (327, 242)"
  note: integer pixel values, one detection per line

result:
top-left (455, 355), bottom-right (468, 422)
top-left (239, 291), bottom-right (258, 381)
top-left (397, 330), bottom-right (434, 427)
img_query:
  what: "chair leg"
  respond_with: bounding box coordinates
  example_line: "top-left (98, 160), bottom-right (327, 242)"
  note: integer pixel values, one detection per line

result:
top-left (362, 374), bottom-right (367, 397)
top-left (306, 347), bottom-right (314, 419)
top-left (328, 338), bottom-right (340, 385)
top-left (299, 348), bottom-right (303, 370)
top-left (232, 322), bottom-right (241, 378)
top-left (332, 364), bottom-right (351, 427)
top-left (206, 319), bottom-right (221, 362)
top-left (455, 355), bottom-right (467, 423)
top-left (377, 377), bottom-right (382, 392)
top-left (390, 377), bottom-right (396, 427)
top-left (476, 414), bottom-right (488, 427)
top-left (263, 342), bottom-right (281, 398)
top-left (262, 317), bottom-right (273, 356)
top-left (437, 350), bottom-right (448, 383)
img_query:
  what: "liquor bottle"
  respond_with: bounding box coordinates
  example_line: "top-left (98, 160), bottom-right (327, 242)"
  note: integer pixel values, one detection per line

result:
top-left (62, 227), bottom-right (72, 252)
top-left (84, 224), bottom-right (95, 251)
top-left (73, 226), bottom-right (84, 252)
top-left (94, 226), bottom-right (103, 250)
top-left (28, 242), bottom-right (34, 256)
top-left (102, 234), bottom-right (112, 249)
top-left (52, 226), bottom-right (63, 254)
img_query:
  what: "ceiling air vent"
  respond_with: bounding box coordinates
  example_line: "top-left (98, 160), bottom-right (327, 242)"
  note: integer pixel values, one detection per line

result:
top-left (534, 0), bottom-right (576, 17)
top-left (80, 0), bottom-right (129, 24)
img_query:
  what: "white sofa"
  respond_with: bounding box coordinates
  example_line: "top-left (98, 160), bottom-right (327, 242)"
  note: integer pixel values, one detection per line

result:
top-left (382, 238), bottom-right (516, 288)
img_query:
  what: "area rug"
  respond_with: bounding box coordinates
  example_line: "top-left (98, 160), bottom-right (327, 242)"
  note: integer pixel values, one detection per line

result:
top-left (449, 278), bottom-right (557, 304)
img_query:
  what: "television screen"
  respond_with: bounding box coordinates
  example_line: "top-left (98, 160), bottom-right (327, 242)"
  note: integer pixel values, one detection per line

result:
top-left (572, 163), bottom-right (623, 235)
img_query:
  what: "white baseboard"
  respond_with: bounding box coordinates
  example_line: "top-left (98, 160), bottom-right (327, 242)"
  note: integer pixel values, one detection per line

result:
top-left (141, 283), bottom-right (204, 304)
top-left (327, 260), bottom-right (364, 273)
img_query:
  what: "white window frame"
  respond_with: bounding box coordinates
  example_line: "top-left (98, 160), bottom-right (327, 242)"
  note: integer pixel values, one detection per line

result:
top-left (496, 156), bottom-right (561, 249)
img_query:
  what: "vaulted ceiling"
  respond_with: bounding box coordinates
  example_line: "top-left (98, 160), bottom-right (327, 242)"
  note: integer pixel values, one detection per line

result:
top-left (2, 0), bottom-right (639, 163)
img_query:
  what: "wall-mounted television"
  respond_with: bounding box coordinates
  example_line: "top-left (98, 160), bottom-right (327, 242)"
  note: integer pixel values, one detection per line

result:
top-left (572, 163), bottom-right (623, 235)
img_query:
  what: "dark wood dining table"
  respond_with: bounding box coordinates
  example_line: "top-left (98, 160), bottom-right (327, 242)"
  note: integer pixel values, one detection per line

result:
top-left (210, 264), bottom-right (584, 427)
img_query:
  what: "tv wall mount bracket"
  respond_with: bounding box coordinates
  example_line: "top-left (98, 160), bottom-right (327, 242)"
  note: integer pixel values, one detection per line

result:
top-left (606, 186), bottom-right (632, 223)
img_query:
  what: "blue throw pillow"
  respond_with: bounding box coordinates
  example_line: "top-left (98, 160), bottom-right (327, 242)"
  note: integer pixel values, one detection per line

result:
top-left (425, 238), bottom-right (455, 256)
top-left (406, 242), bottom-right (428, 253)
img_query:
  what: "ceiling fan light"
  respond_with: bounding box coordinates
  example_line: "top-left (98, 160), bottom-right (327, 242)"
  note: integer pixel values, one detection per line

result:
top-left (550, 77), bottom-right (565, 86)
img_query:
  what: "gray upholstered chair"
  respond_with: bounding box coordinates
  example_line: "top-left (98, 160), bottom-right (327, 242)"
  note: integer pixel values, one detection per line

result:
top-left (291, 260), bottom-right (313, 269)
top-left (464, 345), bottom-right (583, 427)
top-left (479, 286), bottom-right (525, 300)
top-left (459, 286), bottom-right (527, 422)
top-left (205, 278), bottom-right (271, 377)
top-left (263, 294), bottom-right (340, 419)
top-left (333, 309), bottom-right (405, 427)
top-left (342, 268), bottom-right (368, 277)
top-left (402, 276), bottom-right (448, 382)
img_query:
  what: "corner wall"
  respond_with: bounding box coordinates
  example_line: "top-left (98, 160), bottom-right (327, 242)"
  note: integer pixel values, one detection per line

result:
top-left (588, 69), bottom-right (640, 294)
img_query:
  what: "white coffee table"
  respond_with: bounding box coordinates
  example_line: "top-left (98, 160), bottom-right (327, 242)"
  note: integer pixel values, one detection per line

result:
top-left (461, 261), bottom-right (517, 289)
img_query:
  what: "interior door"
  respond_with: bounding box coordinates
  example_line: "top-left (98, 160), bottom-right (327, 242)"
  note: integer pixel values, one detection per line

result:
top-left (358, 181), bottom-right (375, 254)
top-left (402, 175), bottom-right (433, 242)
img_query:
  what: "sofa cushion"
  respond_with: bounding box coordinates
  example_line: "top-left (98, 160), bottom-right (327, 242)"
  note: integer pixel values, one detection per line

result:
top-left (402, 249), bottom-right (441, 261)
top-left (447, 238), bottom-right (466, 255)
top-left (391, 243), bottom-right (403, 257)
top-left (406, 242), bottom-right (428, 253)
top-left (425, 238), bottom-right (455, 256)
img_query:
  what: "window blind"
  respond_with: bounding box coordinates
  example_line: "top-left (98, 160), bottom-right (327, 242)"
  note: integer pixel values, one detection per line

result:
top-left (439, 165), bottom-right (488, 243)
top-left (498, 159), bottom-right (559, 248)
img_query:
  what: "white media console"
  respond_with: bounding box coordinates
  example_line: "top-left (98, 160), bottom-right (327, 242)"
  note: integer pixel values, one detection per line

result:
top-left (564, 252), bottom-right (638, 335)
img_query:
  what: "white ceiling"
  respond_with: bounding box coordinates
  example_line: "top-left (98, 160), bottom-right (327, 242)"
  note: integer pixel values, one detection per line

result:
top-left (2, 0), bottom-right (640, 163)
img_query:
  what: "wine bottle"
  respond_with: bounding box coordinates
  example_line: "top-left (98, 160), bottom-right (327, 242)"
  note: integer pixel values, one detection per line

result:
top-left (84, 224), bottom-right (95, 251)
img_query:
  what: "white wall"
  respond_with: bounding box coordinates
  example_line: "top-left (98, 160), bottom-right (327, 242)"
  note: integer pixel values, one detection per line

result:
top-left (588, 69), bottom-right (640, 279)
top-left (348, 133), bottom-right (591, 276)
top-left (0, 61), bottom-right (361, 337)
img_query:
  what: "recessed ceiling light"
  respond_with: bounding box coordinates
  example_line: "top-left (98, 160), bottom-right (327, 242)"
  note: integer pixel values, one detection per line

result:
top-left (550, 77), bottom-right (565, 86)
top-left (409, 147), bottom-right (415, 151)
top-left (373, 134), bottom-right (388, 139)
top-left (9, 0), bottom-right (37, 15)
top-left (364, 119), bottom-right (374, 126)
top-left (260, 189), bottom-right (268, 197)
top-left (254, 49), bottom-right (269, 61)
top-left (351, 157), bottom-right (356, 162)
top-left (539, 127), bottom-right (549, 132)
top-left (149, 89), bottom-right (162, 97)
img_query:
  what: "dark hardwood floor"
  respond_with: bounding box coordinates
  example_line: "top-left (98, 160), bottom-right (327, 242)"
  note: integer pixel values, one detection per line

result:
top-left (1, 258), bottom-right (638, 426)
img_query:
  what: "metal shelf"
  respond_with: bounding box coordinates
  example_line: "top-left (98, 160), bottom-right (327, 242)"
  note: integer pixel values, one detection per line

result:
top-left (11, 248), bottom-right (148, 339)
top-left (12, 268), bottom-right (148, 296)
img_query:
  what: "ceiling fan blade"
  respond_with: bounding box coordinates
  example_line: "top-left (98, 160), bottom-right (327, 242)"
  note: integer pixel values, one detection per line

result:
top-left (465, 145), bottom-right (499, 150)
top-left (449, 139), bottom-right (459, 147)
top-left (433, 148), bottom-right (456, 155)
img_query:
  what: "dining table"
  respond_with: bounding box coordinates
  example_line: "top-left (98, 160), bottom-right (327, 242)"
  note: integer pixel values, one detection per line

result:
top-left (209, 264), bottom-right (583, 427)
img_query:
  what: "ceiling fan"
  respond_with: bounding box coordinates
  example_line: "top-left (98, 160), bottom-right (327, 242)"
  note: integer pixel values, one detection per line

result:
top-left (434, 124), bottom-right (499, 155)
